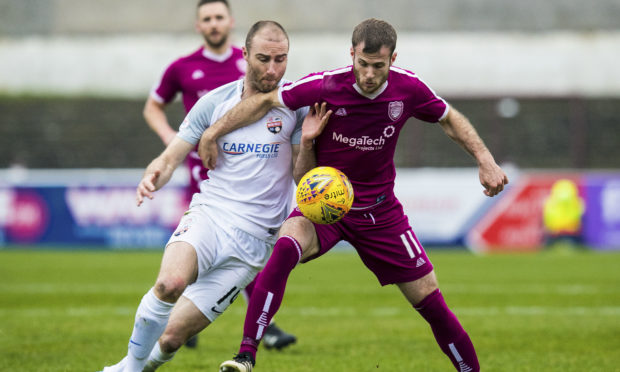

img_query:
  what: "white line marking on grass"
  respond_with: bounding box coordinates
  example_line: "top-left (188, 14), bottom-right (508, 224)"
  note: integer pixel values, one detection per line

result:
top-left (3, 305), bottom-right (619, 318)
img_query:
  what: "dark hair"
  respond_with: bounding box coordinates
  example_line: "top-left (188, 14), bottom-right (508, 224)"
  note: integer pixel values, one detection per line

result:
top-left (197, 0), bottom-right (230, 10)
top-left (245, 20), bottom-right (289, 52)
top-left (351, 18), bottom-right (397, 55)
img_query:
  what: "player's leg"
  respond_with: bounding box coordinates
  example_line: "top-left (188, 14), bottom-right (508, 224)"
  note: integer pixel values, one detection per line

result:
top-left (346, 197), bottom-right (479, 371)
top-left (398, 272), bottom-right (480, 372)
top-left (242, 274), bottom-right (297, 350)
top-left (142, 296), bottom-right (210, 371)
top-left (220, 215), bottom-right (320, 371)
top-left (145, 232), bottom-right (260, 371)
top-left (99, 241), bottom-right (198, 372)
top-left (183, 154), bottom-right (202, 348)
top-left (125, 241), bottom-right (198, 371)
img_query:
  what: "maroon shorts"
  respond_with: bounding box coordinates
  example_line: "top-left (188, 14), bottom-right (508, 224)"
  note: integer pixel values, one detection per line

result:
top-left (289, 194), bottom-right (433, 286)
top-left (185, 150), bottom-right (209, 203)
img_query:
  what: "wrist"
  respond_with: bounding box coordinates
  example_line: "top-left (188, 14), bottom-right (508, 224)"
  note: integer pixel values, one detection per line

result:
top-left (300, 138), bottom-right (314, 151)
top-left (476, 151), bottom-right (495, 167)
top-left (203, 127), bottom-right (219, 142)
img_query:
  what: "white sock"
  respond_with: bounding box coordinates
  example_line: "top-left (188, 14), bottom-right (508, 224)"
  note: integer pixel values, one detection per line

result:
top-left (142, 341), bottom-right (176, 372)
top-left (126, 288), bottom-right (174, 372)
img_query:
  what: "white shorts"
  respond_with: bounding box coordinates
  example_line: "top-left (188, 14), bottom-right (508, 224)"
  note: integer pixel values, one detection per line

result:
top-left (166, 204), bottom-right (273, 322)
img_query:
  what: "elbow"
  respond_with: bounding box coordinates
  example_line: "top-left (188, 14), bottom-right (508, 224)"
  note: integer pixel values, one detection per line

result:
top-left (143, 102), bottom-right (153, 121)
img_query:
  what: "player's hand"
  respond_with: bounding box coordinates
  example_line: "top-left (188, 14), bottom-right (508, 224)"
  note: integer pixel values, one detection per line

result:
top-left (136, 170), bottom-right (160, 206)
top-left (479, 161), bottom-right (509, 197)
top-left (198, 128), bottom-right (218, 169)
top-left (301, 102), bottom-right (332, 148)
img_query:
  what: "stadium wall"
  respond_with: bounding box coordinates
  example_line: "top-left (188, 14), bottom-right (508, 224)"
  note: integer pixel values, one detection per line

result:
top-left (1, 32), bottom-right (620, 97)
top-left (1, 168), bottom-right (619, 251)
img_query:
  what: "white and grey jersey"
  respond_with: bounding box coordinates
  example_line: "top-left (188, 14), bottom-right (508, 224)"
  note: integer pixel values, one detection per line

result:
top-left (177, 79), bottom-right (307, 242)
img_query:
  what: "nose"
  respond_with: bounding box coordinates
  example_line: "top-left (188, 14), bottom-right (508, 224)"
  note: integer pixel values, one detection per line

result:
top-left (266, 61), bottom-right (277, 76)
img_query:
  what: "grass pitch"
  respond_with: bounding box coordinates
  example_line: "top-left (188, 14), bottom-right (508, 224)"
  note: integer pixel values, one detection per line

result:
top-left (1, 247), bottom-right (619, 371)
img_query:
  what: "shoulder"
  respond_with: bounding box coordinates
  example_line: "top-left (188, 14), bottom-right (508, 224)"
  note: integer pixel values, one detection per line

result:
top-left (389, 66), bottom-right (421, 83)
top-left (389, 66), bottom-right (440, 94)
top-left (202, 79), bottom-right (240, 103)
top-left (282, 66), bottom-right (352, 91)
top-left (165, 47), bottom-right (203, 69)
top-left (231, 46), bottom-right (244, 56)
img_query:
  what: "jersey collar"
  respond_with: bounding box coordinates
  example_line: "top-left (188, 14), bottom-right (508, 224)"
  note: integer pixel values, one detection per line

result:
top-left (352, 80), bottom-right (389, 100)
top-left (202, 46), bottom-right (233, 63)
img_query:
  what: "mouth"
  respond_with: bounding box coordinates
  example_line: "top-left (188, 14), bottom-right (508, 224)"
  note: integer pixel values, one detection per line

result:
top-left (363, 82), bottom-right (376, 90)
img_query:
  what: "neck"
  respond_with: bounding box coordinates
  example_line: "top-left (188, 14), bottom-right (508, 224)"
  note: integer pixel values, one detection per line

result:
top-left (204, 41), bottom-right (230, 55)
top-left (241, 78), bottom-right (258, 99)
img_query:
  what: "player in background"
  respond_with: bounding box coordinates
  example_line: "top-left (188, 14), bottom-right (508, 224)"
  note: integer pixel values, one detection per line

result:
top-left (143, 0), bottom-right (295, 349)
top-left (201, 18), bottom-right (509, 372)
top-left (98, 21), bottom-right (326, 372)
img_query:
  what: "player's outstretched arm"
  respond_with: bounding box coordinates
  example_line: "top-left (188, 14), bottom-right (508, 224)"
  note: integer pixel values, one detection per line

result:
top-left (198, 90), bottom-right (281, 169)
top-left (292, 102), bottom-right (332, 184)
top-left (136, 137), bottom-right (194, 206)
top-left (438, 107), bottom-right (509, 197)
top-left (143, 97), bottom-right (177, 145)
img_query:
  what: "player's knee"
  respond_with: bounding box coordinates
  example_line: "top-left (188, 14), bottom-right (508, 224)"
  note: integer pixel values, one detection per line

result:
top-left (154, 276), bottom-right (187, 303)
top-left (279, 216), bottom-right (318, 261)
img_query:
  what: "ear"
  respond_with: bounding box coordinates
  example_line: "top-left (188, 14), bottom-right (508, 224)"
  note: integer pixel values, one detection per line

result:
top-left (390, 51), bottom-right (397, 65)
top-left (242, 46), bottom-right (249, 60)
top-left (350, 46), bottom-right (355, 61)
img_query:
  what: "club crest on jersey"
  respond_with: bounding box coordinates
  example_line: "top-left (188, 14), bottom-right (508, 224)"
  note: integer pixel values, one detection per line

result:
top-left (192, 69), bottom-right (204, 80)
top-left (388, 101), bottom-right (404, 121)
top-left (266, 116), bottom-right (283, 134)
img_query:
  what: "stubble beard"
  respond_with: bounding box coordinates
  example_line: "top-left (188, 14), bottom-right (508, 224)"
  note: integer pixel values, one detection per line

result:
top-left (204, 33), bottom-right (228, 50)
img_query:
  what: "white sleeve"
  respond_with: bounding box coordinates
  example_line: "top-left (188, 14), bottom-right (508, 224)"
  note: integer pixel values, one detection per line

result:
top-left (291, 106), bottom-right (309, 145)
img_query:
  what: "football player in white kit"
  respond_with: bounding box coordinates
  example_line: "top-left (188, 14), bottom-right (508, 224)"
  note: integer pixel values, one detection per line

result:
top-left (98, 21), bottom-right (330, 372)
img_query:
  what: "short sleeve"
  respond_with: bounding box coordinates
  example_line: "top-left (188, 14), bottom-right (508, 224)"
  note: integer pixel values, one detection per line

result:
top-left (151, 62), bottom-right (180, 104)
top-left (177, 93), bottom-right (217, 145)
top-left (408, 75), bottom-right (449, 123)
top-left (278, 73), bottom-right (323, 111)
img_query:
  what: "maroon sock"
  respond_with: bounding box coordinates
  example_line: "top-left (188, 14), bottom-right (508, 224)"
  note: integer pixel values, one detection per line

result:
top-left (415, 289), bottom-right (480, 372)
top-left (239, 236), bottom-right (302, 359)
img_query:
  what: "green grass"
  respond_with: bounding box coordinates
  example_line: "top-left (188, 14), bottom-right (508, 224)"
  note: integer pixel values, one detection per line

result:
top-left (1, 248), bottom-right (619, 371)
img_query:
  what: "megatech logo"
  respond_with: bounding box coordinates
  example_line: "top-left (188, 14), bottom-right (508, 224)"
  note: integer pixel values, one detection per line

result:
top-left (332, 125), bottom-right (395, 151)
top-left (222, 142), bottom-right (281, 158)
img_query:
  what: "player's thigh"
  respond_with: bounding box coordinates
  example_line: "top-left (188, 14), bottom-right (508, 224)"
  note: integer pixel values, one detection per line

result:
top-left (396, 270), bottom-right (439, 306)
top-left (160, 204), bottom-right (218, 290)
top-left (157, 241), bottom-right (199, 286)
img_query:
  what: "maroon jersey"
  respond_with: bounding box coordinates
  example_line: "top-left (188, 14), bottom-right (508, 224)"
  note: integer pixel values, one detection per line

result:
top-left (151, 46), bottom-right (246, 199)
top-left (279, 66), bottom-right (448, 209)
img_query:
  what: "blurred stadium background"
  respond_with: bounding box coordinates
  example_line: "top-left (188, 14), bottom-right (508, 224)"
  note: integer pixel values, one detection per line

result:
top-left (1, 0), bottom-right (619, 250)
top-left (1, 1), bottom-right (620, 371)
